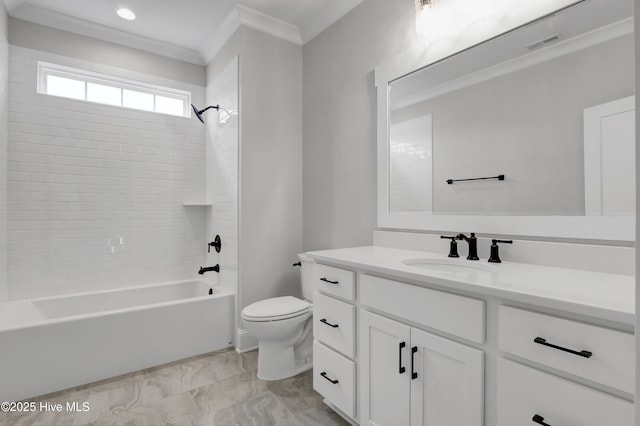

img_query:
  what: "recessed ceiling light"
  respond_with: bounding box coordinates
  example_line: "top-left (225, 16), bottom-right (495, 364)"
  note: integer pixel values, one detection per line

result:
top-left (116, 8), bottom-right (136, 20)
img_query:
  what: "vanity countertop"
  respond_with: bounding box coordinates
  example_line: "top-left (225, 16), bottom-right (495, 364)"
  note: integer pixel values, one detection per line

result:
top-left (306, 246), bottom-right (635, 326)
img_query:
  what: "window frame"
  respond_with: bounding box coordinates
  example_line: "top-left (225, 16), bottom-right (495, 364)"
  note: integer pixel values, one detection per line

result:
top-left (37, 61), bottom-right (192, 118)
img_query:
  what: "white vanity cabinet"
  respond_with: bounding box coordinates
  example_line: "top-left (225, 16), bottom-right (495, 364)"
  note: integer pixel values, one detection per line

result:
top-left (360, 310), bottom-right (484, 426)
top-left (307, 246), bottom-right (634, 426)
top-left (312, 264), bottom-right (357, 419)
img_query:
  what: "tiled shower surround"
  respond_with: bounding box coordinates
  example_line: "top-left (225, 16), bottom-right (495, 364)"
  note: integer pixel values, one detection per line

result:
top-left (0, 16), bottom-right (8, 301)
top-left (204, 57), bottom-right (238, 300)
top-left (7, 46), bottom-right (208, 300)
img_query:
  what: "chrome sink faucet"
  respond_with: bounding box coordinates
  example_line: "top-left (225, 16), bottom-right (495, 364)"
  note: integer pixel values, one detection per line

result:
top-left (456, 233), bottom-right (479, 260)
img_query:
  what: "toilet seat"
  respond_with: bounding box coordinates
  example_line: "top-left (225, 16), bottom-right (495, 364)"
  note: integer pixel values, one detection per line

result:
top-left (242, 296), bottom-right (311, 322)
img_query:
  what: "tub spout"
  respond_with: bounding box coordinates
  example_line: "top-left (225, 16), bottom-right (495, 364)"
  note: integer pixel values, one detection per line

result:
top-left (199, 265), bottom-right (220, 275)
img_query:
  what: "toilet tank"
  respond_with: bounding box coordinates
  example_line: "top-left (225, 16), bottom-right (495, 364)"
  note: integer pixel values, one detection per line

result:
top-left (298, 253), bottom-right (314, 302)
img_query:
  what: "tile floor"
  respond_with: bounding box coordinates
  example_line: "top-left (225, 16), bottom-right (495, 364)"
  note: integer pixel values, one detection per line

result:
top-left (0, 348), bottom-right (350, 426)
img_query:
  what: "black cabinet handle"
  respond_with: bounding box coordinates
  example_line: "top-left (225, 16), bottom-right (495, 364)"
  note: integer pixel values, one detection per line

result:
top-left (411, 346), bottom-right (418, 379)
top-left (320, 277), bottom-right (339, 284)
top-left (534, 337), bottom-right (592, 358)
top-left (320, 371), bottom-right (339, 384)
top-left (399, 342), bottom-right (406, 374)
top-left (320, 318), bottom-right (339, 328)
top-left (532, 414), bottom-right (551, 426)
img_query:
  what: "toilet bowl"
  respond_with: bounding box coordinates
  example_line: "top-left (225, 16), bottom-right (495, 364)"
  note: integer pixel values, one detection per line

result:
top-left (241, 254), bottom-right (314, 381)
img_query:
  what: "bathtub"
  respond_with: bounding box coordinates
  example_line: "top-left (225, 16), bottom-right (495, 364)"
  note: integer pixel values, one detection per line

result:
top-left (0, 280), bottom-right (234, 402)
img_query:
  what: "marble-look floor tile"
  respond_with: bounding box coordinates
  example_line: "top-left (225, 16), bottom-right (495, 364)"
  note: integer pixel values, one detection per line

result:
top-left (85, 390), bottom-right (201, 426)
top-left (191, 370), bottom-right (268, 415)
top-left (293, 403), bottom-right (351, 426)
top-left (266, 370), bottom-right (324, 415)
top-left (0, 348), bottom-right (347, 426)
top-left (210, 391), bottom-right (298, 426)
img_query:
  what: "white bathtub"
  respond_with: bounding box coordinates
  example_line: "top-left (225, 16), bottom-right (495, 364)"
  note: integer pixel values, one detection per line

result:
top-left (0, 280), bottom-right (234, 402)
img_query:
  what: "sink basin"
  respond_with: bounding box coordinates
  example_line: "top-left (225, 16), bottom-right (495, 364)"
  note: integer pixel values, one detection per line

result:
top-left (402, 258), bottom-right (497, 278)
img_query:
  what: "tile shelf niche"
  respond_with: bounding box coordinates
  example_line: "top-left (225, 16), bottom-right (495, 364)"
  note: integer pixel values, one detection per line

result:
top-left (182, 202), bottom-right (212, 207)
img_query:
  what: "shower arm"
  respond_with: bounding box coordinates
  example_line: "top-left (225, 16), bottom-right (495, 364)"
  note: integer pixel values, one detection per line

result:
top-left (198, 105), bottom-right (219, 114)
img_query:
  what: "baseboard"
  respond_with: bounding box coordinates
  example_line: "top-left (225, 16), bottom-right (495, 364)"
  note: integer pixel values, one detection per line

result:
top-left (235, 328), bottom-right (258, 353)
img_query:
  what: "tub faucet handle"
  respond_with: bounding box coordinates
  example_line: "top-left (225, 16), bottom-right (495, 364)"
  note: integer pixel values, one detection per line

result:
top-left (208, 235), bottom-right (222, 253)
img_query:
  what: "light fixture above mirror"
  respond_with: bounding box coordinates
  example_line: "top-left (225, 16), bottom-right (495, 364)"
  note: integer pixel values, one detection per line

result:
top-left (415, 0), bottom-right (434, 13)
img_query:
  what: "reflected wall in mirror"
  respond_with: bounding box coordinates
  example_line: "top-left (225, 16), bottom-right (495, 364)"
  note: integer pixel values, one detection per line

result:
top-left (388, 0), bottom-right (634, 216)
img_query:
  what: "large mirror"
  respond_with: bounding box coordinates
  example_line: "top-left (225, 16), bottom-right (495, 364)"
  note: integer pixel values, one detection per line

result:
top-left (377, 0), bottom-right (635, 241)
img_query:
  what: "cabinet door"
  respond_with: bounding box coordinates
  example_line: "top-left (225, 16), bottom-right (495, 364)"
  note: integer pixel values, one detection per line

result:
top-left (360, 310), bottom-right (411, 426)
top-left (410, 328), bottom-right (484, 426)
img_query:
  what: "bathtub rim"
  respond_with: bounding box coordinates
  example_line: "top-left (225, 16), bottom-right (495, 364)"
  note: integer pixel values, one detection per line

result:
top-left (0, 279), bottom-right (234, 333)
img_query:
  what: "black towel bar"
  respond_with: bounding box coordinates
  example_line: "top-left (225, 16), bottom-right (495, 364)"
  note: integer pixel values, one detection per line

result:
top-left (447, 174), bottom-right (504, 184)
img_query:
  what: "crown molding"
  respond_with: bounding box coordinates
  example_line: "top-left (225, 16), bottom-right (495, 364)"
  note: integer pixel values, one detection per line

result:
top-left (3, 0), bottom-right (364, 66)
top-left (300, 0), bottom-right (366, 43)
top-left (8, 3), bottom-right (205, 65)
top-left (236, 4), bottom-right (302, 45)
top-left (200, 4), bottom-right (302, 65)
top-left (200, 5), bottom-right (241, 65)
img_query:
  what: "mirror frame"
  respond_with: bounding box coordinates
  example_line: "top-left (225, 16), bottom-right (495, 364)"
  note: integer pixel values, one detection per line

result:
top-left (375, 5), bottom-right (634, 242)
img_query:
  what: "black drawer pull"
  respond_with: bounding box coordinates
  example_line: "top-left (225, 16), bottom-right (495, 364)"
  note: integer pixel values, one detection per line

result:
top-left (320, 318), bottom-right (339, 328)
top-left (411, 346), bottom-right (418, 379)
top-left (320, 371), bottom-right (339, 384)
top-left (532, 414), bottom-right (551, 426)
top-left (534, 337), bottom-right (593, 358)
top-left (399, 342), bottom-right (406, 374)
top-left (320, 277), bottom-right (339, 284)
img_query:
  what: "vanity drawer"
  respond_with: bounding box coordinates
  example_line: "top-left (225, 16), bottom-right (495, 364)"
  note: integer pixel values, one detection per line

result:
top-left (314, 292), bottom-right (355, 358)
top-left (498, 306), bottom-right (634, 393)
top-left (359, 274), bottom-right (485, 343)
top-left (497, 358), bottom-right (633, 426)
top-left (314, 264), bottom-right (355, 302)
top-left (313, 341), bottom-right (355, 418)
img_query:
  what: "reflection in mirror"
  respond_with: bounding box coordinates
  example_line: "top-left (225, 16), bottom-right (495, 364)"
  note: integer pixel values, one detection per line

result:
top-left (388, 0), bottom-right (634, 216)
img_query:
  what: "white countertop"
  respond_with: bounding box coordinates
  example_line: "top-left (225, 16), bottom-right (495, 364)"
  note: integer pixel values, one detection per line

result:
top-left (306, 246), bottom-right (635, 325)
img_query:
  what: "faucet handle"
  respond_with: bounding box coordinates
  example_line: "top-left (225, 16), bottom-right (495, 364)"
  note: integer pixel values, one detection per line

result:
top-left (488, 239), bottom-right (513, 263)
top-left (440, 235), bottom-right (460, 258)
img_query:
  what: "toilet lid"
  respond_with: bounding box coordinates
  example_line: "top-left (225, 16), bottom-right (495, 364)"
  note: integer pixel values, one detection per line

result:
top-left (242, 296), bottom-right (311, 320)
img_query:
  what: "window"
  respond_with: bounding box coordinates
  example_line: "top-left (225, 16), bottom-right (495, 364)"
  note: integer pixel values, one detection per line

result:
top-left (37, 62), bottom-right (192, 118)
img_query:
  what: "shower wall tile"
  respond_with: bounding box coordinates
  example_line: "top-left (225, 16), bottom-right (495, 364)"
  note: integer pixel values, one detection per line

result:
top-left (204, 57), bottom-right (239, 317)
top-left (0, 22), bottom-right (7, 302)
top-left (7, 46), bottom-right (207, 300)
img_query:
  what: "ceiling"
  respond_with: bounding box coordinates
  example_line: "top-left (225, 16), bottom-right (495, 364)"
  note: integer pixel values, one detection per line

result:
top-left (2, 0), bottom-right (366, 64)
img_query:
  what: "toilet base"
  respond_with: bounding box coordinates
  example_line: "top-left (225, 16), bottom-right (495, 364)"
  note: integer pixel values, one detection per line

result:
top-left (256, 340), bottom-right (313, 381)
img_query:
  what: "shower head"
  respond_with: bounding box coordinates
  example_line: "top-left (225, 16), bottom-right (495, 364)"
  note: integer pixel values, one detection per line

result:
top-left (191, 104), bottom-right (219, 124)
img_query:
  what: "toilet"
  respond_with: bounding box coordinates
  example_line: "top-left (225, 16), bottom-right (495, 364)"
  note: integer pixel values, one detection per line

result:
top-left (241, 253), bottom-right (314, 381)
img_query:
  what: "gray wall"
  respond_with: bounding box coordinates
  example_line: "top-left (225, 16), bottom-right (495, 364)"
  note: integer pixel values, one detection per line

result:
top-left (207, 27), bottom-right (303, 323)
top-left (8, 18), bottom-right (205, 86)
top-left (391, 34), bottom-right (634, 215)
top-left (634, 1), bottom-right (639, 422)
top-left (303, 0), bottom-right (420, 251)
top-left (0, 5), bottom-right (7, 301)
